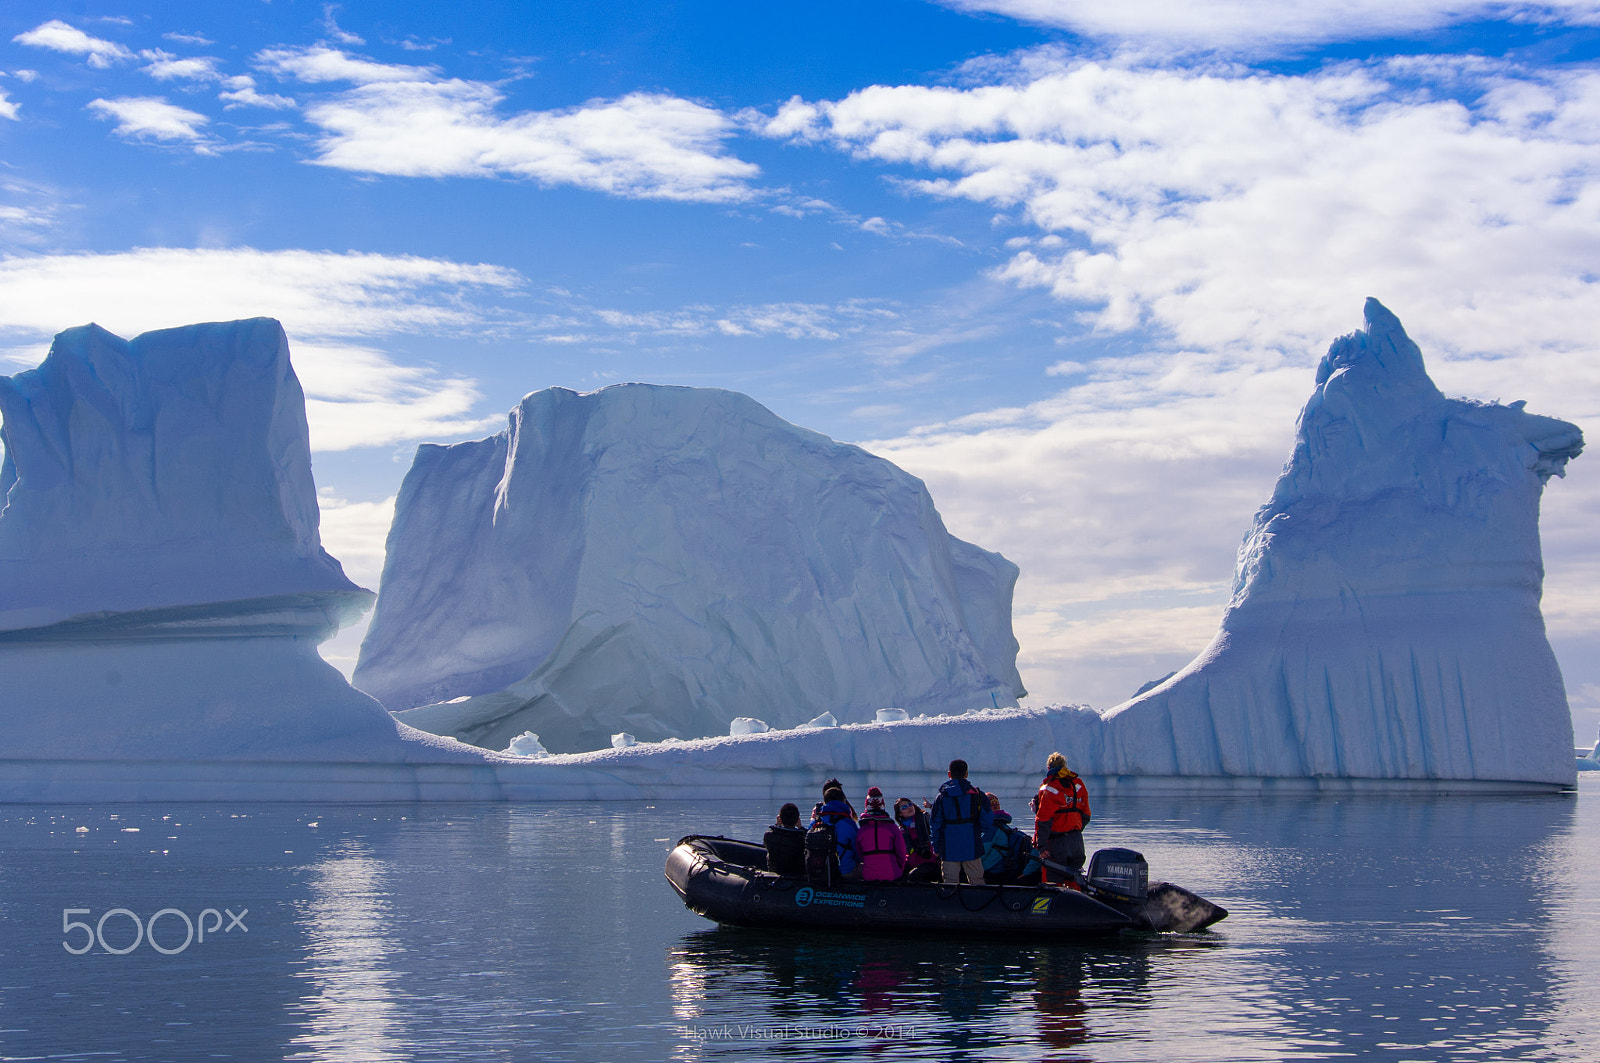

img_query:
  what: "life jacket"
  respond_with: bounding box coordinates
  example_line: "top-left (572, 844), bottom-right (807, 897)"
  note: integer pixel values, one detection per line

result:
top-left (931, 779), bottom-right (989, 861)
top-left (1036, 770), bottom-right (1090, 833)
top-left (855, 812), bottom-right (906, 882)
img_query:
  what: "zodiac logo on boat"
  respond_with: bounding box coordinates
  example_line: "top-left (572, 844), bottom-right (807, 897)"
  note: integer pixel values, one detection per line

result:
top-left (794, 887), bottom-right (814, 907)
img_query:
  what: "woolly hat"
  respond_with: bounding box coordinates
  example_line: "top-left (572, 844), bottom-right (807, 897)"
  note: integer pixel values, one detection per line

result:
top-left (865, 785), bottom-right (885, 811)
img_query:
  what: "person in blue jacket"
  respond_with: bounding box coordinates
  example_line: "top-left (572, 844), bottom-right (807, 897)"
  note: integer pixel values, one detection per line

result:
top-left (811, 785), bottom-right (861, 879)
top-left (929, 759), bottom-right (993, 884)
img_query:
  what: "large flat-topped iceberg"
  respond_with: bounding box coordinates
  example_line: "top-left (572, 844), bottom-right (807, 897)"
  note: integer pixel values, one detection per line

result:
top-left (0, 319), bottom-right (502, 793)
top-left (0, 320), bottom-right (362, 631)
top-left (356, 383), bottom-right (1025, 753)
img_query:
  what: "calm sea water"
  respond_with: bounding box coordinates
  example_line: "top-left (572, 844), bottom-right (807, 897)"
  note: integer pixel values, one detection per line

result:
top-left (1, 777), bottom-right (1595, 1062)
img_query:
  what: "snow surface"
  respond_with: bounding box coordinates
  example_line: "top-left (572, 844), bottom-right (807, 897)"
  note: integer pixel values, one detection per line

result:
top-left (357, 383), bottom-right (1025, 753)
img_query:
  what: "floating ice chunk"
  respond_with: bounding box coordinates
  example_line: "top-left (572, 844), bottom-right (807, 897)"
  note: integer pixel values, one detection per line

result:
top-left (797, 712), bottom-right (838, 730)
top-left (611, 733), bottom-right (637, 749)
top-left (503, 731), bottom-right (549, 758)
top-left (729, 717), bottom-right (770, 736)
top-left (875, 708), bottom-right (909, 723)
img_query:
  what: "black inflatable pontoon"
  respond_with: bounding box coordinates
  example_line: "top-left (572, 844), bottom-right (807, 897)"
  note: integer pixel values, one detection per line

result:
top-left (665, 835), bottom-right (1227, 938)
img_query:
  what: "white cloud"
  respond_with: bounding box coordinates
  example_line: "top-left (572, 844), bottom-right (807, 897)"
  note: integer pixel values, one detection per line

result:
top-left (319, 4), bottom-right (367, 47)
top-left (315, 490), bottom-right (395, 590)
top-left (12, 20), bottom-right (134, 68)
top-left (0, 89), bottom-right (17, 121)
top-left (163, 32), bottom-right (216, 47)
top-left (772, 55), bottom-right (1600, 397)
top-left (941, 0), bottom-right (1600, 53)
top-left (588, 299), bottom-right (898, 340)
top-left (255, 45), bottom-right (436, 85)
top-left (256, 46), bottom-right (759, 202)
top-left (0, 247), bottom-right (522, 341)
top-left (86, 96), bottom-right (212, 150)
top-left (296, 346), bottom-right (496, 450)
top-left (0, 248), bottom-right (521, 451)
top-left (0, 177), bottom-right (62, 242)
top-left (219, 75), bottom-right (296, 110)
top-left (141, 52), bottom-right (222, 82)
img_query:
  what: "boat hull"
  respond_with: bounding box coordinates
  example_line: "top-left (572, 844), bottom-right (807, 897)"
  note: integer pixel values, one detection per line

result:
top-left (666, 835), bottom-right (1136, 939)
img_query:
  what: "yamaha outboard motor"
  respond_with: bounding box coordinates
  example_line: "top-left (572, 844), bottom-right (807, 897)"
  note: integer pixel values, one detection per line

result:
top-left (1086, 847), bottom-right (1149, 902)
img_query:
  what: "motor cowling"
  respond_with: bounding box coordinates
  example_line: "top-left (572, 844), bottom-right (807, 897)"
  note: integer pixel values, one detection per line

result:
top-left (1086, 847), bottom-right (1148, 902)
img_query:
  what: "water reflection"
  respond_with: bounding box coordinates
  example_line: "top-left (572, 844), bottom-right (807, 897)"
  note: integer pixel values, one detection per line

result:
top-left (664, 927), bottom-right (1199, 1061)
top-left (286, 848), bottom-right (404, 1062)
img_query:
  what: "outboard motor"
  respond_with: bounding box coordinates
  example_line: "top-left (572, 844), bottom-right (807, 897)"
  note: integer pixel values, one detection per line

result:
top-left (1086, 847), bottom-right (1148, 903)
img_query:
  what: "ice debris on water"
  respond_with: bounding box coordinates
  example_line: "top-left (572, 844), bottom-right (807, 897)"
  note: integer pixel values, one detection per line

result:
top-left (875, 707), bottom-right (910, 723)
top-left (797, 712), bottom-right (838, 730)
top-left (729, 718), bottom-right (769, 736)
top-left (611, 733), bottom-right (637, 749)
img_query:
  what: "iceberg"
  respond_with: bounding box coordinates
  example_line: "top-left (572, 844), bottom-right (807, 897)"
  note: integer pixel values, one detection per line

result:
top-left (355, 383), bottom-right (1025, 753)
top-left (1091, 299), bottom-right (1582, 786)
top-left (0, 320), bottom-right (360, 630)
top-left (419, 298), bottom-right (1582, 795)
top-left (0, 320), bottom-right (511, 800)
top-left (0, 303), bottom-right (1578, 802)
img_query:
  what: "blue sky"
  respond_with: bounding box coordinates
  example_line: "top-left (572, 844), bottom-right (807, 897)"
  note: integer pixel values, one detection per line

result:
top-left (2, 0), bottom-right (1598, 740)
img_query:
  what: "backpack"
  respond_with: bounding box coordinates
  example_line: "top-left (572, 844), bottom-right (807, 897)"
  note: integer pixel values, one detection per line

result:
top-left (804, 821), bottom-right (837, 887)
top-left (995, 823), bottom-right (1033, 873)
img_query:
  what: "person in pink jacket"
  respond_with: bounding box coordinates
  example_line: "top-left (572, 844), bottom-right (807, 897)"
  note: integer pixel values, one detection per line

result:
top-left (853, 786), bottom-right (908, 881)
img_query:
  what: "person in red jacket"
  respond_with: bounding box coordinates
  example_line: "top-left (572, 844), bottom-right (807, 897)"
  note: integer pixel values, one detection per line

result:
top-left (853, 786), bottom-right (908, 881)
top-left (1033, 752), bottom-right (1091, 886)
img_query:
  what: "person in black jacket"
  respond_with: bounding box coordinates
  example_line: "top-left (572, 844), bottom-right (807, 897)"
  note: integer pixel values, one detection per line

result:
top-left (764, 802), bottom-right (806, 877)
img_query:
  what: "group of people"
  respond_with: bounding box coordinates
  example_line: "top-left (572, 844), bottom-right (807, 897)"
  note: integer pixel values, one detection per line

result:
top-left (762, 753), bottom-right (1092, 889)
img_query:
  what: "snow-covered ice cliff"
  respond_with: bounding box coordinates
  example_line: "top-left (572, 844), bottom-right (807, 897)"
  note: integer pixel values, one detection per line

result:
top-left (0, 321), bottom-right (360, 630)
top-left (356, 383), bottom-right (1025, 753)
top-left (0, 320), bottom-right (499, 795)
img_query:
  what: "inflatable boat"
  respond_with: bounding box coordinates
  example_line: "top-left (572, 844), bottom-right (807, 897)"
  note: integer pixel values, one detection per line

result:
top-left (665, 835), bottom-right (1228, 939)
